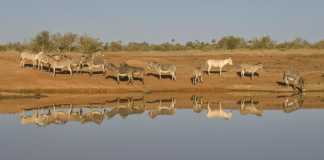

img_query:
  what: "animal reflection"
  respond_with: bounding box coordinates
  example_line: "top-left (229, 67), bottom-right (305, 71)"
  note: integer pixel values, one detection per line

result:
top-left (207, 102), bottom-right (232, 120)
top-left (20, 105), bottom-right (71, 127)
top-left (105, 97), bottom-right (145, 119)
top-left (191, 95), bottom-right (232, 120)
top-left (191, 95), bottom-right (214, 113)
top-left (19, 97), bottom-right (146, 127)
top-left (239, 97), bottom-right (263, 117)
top-left (282, 93), bottom-right (304, 113)
top-left (18, 94), bottom-right (311, 126)
top-left (148, 98), bottom-right (176, 119)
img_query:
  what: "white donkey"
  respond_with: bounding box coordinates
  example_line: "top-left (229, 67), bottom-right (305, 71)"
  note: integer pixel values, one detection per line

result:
top-left (19, 52), bottom-right (43, 68)
top-left (206, 58), bottom-right (233, 76)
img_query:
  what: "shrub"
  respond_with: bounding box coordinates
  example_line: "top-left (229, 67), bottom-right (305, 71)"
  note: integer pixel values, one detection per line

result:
top-left (313, 40), bottom-right (324, 49)
top-left (79, 35), bottom-right (103, 54)
top-left (217, 36), bottom-right (246, 50)
top-left (51, 32), bottom-right (78, 53)
top-left (248, 36), bottom-right (275, 49)
top-left (30, 30), bottom-right (53, 52)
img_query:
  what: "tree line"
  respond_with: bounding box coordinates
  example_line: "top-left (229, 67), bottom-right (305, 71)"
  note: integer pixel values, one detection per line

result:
top-left (1, 31), bottom-right (324, 53)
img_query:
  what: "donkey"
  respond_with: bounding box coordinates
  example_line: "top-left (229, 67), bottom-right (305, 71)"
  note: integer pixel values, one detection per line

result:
top-left (47, 57), bottom-right (74, 77)
top-left (146, 62), bottom-right (177, 80)
top-left (206, 58), bottom-right (233, 76)
top-left (120, 63), bottom-right (145, 84)
top-left (105, 63), bottom-right (135, 84)
top-left (240, 63), bottom-right (263, 79)
top-left (283, 69), bottom-right (305, 93)
top-left (19, 52), bottom-right (39, 68)
top-left (192, 64), bottom-right (205, 85)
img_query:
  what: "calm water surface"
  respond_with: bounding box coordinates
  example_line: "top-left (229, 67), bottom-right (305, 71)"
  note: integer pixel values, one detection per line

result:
top-left (0, 95), bottom-right (324, 160)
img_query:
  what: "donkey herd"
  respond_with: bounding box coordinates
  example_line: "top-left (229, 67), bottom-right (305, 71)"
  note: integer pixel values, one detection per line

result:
top-left (18, 51), bottom-right (305, 93)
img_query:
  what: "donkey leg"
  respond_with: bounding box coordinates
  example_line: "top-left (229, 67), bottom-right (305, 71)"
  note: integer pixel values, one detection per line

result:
top-left (117, 74), bottom-right (120, 84)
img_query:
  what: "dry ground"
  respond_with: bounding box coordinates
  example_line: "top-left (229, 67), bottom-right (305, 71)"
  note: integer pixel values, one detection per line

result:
top-left (0, 49), bottom-right (324, 94)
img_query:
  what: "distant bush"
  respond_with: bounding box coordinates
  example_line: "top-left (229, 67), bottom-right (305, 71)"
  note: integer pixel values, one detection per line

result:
top-left (276, 38), bottom-right (311, 49)
top-left (0, 44), bottom-right (7, 51)
top-left (126, 42), bottom-right (150, 51)
top-left (248, 36), bottom-right (275, 49)
top-left (108, 41), bottom-right (123, 52)
top-left (1, 31), bottom-right (324, 53)
top-left (313, 40), bottom-right (324, 49)
top-left (217, 36), bottom-right (246, 50)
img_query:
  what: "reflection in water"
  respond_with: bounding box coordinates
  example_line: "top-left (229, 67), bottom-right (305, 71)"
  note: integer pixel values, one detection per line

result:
top-left (20, 105), bottom-right (71, 127)
top-left (17, 93), bottom-right (310, 127)
top-left (148, 98), bottom-right (176, 119)
top-left (191, 95), bottom-right (206, 113)
top-left (206, 102), bottom-right (232, 120)
top-left (281, 93), bottom-right (304, 113)
top-left (239, 97), bottom-right (263, 117)
top-left (191, 95), bottom-right (233, 120)
top-left (105, 97), bottom-right (145, 119)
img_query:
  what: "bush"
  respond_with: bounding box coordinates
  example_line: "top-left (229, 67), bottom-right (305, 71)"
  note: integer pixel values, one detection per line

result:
top-left (1, 31), bottom-right (324, 53)
top-left (125, 42), bottom-right (150, 51)
top-left (51, 32), bottom-right (78, 53)
top-left (276, 38), bottom-right (310, 49)
top-left (217, 36), bottom-right (246, 50)
top-left (313, 40), bottom-right (324, 49)
top-left (109, 41), bottom-right (123, 52)
top-left (79, 35), bottom-right (103, 54)
top-left (248, 36), bottom-right (275, 49)
top-left (0, 44), bottom-right (7, 51)
top-left (30, 30), bottom-right (53, 52)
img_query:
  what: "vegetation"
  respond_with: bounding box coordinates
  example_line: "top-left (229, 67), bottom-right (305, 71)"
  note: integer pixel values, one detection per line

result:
top-left (79, 35), bottom-right (102, 54)
top-left (1, 30), bottom-right (324, 53)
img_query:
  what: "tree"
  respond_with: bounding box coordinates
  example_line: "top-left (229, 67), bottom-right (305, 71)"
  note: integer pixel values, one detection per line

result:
top-left (109, 41), bottom-right (123, 51)
top-left (51, 32), bottom-right (78, 53)
top-left (217, 36), bottom-right (246, 49)
top-left (276, 38), bottom-right (310, 49)
top-left (249, 36), bottom-right (275, 49)
top-left (62, 32), bottom-right (78, 52)
top-left (79, 35), bottom-right (103, 54)
top-left (313, 40), bottom-right (324, 49)
top-left (290, 38), bottom-right (310, 49)
top-left (30, 30), bottom-right (53, 52)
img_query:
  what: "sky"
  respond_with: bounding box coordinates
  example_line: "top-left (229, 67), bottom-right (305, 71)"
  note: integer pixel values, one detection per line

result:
top-left (0, 0), bottom-right (324, 43)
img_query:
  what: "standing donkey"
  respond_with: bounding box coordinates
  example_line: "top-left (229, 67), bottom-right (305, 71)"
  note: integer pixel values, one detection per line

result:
top-left (146, 62), bottom-right (177, 80)
top-left (283, 69), bottom-right (304, 93)
top-left (206, 58), bottom-right (233, 76)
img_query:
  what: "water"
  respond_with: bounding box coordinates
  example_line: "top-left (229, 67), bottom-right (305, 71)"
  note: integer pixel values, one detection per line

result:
top-left (0, 93), bottom-right (324, 160)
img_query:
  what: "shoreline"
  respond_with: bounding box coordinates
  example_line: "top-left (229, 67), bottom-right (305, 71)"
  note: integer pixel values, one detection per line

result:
top-left (0, 88), bottom-right (324, 95)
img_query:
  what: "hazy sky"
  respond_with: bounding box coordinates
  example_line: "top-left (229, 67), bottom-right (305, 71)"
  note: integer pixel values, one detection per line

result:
top-left (1, 0), bottom-right (323, 43)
